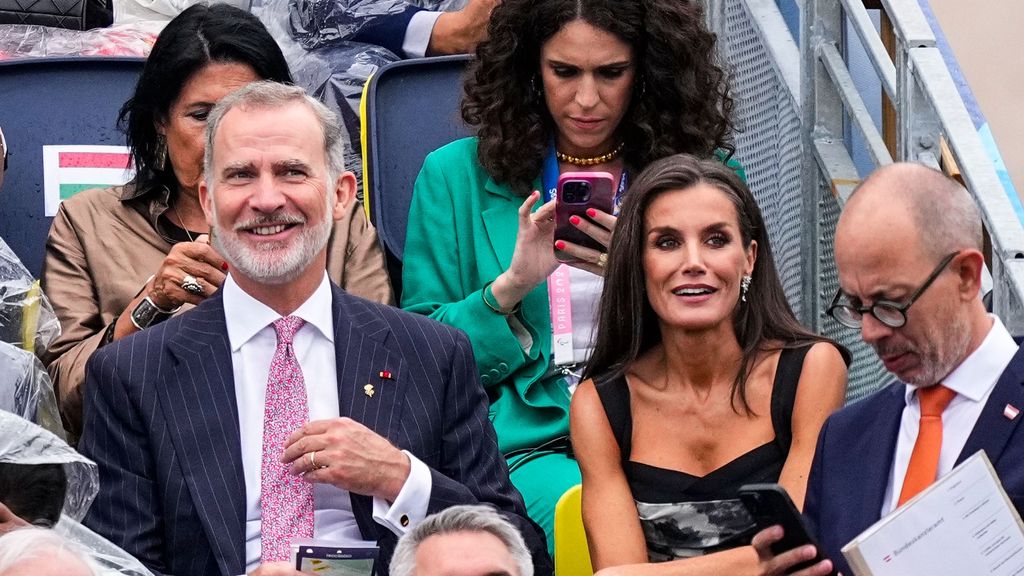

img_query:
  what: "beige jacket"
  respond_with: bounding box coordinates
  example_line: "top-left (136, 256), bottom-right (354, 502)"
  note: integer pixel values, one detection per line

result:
top-left (41, 185), bottom-right (393, 436)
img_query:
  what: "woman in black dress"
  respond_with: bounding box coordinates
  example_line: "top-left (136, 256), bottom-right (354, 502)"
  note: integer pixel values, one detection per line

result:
top-left (570, 154), bottom-right (849, 574)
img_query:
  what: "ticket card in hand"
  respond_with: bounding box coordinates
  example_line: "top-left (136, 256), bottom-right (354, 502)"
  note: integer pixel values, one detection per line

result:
top-left (291, 539), bottom-right (379, 576)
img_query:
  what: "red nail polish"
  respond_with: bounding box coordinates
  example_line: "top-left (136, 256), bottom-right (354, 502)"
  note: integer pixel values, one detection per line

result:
top-left (569, 215), bottom-right (581, 226)
top-left (555, 240), bottom-right (566, 250)
top-left (586, 208), bottom-right (597, 218)
top-left (222, 262), bottom-right (229, 271)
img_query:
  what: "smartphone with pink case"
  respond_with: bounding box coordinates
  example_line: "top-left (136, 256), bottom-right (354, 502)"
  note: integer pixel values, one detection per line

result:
top-left (554, 171), bottom-right (615, 263)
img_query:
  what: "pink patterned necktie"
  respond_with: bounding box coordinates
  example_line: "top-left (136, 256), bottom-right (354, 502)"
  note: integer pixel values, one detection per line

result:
top-left (260, 316), bottom-right (315, 562)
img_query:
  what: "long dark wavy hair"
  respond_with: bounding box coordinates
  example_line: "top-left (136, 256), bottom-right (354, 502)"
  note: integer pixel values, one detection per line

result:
top-left (583, 154), bottom-right (849, 412)
top-left (462, 0), bottom-right (734, 193)
top-left (119, 3), bottom-right (292, 197)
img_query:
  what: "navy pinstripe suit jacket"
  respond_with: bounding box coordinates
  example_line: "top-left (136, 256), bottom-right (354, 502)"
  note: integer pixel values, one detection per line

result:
top-left (79, 284), bottom-right (551, 576)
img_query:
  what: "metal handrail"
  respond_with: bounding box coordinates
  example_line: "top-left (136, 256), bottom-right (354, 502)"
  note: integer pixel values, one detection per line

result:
top-left (801, 0), bottom-right (1024, 332)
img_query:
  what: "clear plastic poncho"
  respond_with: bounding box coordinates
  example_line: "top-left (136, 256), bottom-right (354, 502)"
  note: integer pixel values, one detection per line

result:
top-left (0, 412), bottom-right (153, 576)
top-left (0, 237), bottom-right (64, 439)
top-left (287, 0), bottom-right (466, 51)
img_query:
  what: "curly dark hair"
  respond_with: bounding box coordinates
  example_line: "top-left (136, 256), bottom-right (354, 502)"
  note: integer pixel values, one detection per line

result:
top-left (462, 0), bottom-right (734, 193)
top-left (583, 154), bottom-right (849, 413)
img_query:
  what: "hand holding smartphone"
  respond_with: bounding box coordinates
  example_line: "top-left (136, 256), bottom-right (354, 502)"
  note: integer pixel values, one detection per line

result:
top-left (554, 171), bottom-right (615, 263)
top-left (739, 483), bottom-right (838, 576)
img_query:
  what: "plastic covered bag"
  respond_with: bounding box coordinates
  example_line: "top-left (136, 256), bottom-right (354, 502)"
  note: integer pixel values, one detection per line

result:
top-left (0, 237), bottom-right (59, 355)
top-left (287, 0), bottom-right (465, 51)
top-left (0, 21), bottom-right (161, 60)
top-left (0, 342), bottom-right (65, 440)
top-left (0, 412), bottom-right (95, 520)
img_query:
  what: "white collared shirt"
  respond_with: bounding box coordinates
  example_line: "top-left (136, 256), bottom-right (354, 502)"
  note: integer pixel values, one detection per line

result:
top-left (223, 273), bottom-right (431, 572)
top-left (881, 315), bottom-right (1018, 515)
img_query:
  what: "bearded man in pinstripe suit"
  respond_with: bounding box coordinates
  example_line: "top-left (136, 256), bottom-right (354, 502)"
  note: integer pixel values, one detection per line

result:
top-left (79, 81), bottom-right (550, 576)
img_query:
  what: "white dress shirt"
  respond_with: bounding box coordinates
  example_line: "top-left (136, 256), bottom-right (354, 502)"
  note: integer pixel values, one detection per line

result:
top-left (403, 11), bottom-right (444, 58)
top-left (223, 273), bottom-right (432, 572)
top-left (881, 315), bottom-right (1018, 515)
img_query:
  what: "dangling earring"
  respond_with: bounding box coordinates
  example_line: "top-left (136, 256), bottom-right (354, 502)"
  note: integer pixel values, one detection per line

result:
top-left (531, 75), bottom-right (543, 100)
top-left (154, 134), bottom-right (167, 171)
top-left (740, 274), bottom-right (752, 303)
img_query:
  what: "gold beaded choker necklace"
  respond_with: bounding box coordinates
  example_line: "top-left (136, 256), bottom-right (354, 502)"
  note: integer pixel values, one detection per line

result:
top-left (555, 142), bottom-right (625, 167)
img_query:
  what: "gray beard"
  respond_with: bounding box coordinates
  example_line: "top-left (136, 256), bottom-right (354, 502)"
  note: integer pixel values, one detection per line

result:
top-left (211, 201), bottom-right (333, 286)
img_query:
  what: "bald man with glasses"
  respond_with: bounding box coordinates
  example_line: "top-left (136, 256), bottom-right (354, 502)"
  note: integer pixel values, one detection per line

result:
top-left (754, 162), bottom-right (1024, 576)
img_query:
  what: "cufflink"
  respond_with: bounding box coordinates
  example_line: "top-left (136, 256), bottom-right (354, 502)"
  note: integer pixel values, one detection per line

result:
top-left (400, 514), bottom-right (410, 527)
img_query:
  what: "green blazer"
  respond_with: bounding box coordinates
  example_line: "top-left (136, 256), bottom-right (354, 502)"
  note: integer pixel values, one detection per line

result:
top-left (402, 137), bottom-right (567, 454)
top-left (401, 137), bottom-right (746, 454)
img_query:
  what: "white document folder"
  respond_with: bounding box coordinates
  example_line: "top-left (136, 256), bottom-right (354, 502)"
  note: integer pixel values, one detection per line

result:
top-left (842, 451), bottom-right (1024, 575)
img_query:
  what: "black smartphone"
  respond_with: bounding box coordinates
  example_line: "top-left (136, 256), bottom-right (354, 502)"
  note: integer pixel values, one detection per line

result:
top-left (554, 171), bottom-right (615, 263)
top-left (739, 483), bottom-right (838, 576)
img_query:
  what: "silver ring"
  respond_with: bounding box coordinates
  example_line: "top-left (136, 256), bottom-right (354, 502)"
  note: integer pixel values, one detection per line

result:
top-left (597, 252), bottom-right (608, 268)
top-left (181, 274), bottom-right (203, 295)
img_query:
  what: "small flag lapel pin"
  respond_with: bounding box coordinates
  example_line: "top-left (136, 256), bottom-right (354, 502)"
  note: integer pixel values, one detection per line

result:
top-left (1005, 404), bottom-right (1020, 421)
top-left (378, 370), bottom-right (393, 380)
top-left (364, 384), bottom-right (375, 398)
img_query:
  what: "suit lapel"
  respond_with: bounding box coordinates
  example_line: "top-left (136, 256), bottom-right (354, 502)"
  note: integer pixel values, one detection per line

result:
top-left (848, 385), bottom-right (906, 529)
top-left (958, 345), bottom-right (1024, 465)
top-left (481, 176), bottom-right (520, 271)
top-left (163, 295), bottom-right (247, 576)
top-left (330, 286), bottom-right (407, 540)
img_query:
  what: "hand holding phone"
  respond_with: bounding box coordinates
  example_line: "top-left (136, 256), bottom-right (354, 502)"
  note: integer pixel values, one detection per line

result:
top-left (554, 171), bottom-right (615, 263)
top-left (740, 484), bottom-right (838, 576)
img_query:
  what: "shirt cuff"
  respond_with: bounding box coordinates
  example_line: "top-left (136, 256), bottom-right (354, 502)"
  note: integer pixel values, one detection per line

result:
top-left (403, 10), bottom-right (442, 58)
top-left (372, 450), bottom-right (432, 535)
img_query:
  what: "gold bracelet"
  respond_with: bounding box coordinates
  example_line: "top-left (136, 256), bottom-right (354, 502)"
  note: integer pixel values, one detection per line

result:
top-left (481, 281), bottom-right (521, 316)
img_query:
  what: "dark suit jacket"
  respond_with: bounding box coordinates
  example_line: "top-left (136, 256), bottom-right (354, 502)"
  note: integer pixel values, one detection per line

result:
top-left (79, 285), bottom-right (552, 576)
top-left (351, 6), bottom-right (423, 57)
top-left (804, 344), bottom-right (1024, 575)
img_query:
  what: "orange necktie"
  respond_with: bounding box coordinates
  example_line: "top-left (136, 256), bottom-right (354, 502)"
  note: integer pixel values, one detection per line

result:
top-left (898, 384), bottom-right (957, 506)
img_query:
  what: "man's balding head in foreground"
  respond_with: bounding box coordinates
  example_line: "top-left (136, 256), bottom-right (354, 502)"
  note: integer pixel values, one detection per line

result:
top-left (833, 162), bottom-right (990, 387)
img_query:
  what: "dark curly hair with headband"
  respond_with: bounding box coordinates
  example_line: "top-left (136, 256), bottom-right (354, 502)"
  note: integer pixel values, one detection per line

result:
top-left (461, 0), bottom-right (735, 193)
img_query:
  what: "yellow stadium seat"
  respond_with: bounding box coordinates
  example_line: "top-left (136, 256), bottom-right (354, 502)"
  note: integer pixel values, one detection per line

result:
top-left (554, 484), bottom-right (593, 576)
top-left (20, 280), bottom-right (42, 352)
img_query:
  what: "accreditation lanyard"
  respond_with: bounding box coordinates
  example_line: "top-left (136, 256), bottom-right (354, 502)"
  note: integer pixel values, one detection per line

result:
top-left (541, 145), bottom-right (628, 366)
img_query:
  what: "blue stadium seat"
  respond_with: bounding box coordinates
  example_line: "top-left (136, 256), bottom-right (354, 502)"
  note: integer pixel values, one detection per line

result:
top-left (0, 57), bottom-right (145, 277)
top-left (361, 54), bottom-right (472, 299)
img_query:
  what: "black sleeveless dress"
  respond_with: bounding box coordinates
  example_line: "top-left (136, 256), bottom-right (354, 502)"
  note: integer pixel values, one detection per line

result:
top-left (594, 345), bottom-right (810, 562)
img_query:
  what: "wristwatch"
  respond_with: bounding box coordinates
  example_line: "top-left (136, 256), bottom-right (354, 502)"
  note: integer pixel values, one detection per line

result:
top-left (130, 296), bottom-right (181, 330)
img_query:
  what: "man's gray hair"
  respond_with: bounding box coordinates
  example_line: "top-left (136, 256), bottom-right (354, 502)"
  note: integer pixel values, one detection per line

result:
top-left (203, 80), bottom-right (346, 186)
top-left (389, 505), bottom-right (533, 576)
top-left (0, 527), bottom-right (101, 575)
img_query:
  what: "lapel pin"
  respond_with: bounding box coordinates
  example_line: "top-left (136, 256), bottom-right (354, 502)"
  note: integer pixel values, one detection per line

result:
top-left (378, 370), bottom-right (393, 380)
top-left (364, 384), bottom-right (375, 398)
top-left (1004, 404), bottom-right (1019, 421)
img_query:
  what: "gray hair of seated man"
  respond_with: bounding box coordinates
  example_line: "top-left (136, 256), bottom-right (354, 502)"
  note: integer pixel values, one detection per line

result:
top-left (389, 505), bottom-right (533, 576)
top-left (0, 526), bottom-right (101, 575)
top-left (202, 80), bottom-right (347, 188)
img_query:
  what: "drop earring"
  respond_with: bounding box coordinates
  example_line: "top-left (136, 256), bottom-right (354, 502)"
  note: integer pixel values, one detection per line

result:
top-left (154, 134), bottom-right (167, 171)
top-left (740, 274), bottom-right (752, 302)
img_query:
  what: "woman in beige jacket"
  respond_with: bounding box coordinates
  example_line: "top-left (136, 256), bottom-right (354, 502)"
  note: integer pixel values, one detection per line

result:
top-left (41, 5), bottom-right (392, 439)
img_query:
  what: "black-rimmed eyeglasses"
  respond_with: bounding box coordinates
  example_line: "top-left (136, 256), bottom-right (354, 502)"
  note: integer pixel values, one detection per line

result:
top-left (827, 251), bottom-right (959, 329)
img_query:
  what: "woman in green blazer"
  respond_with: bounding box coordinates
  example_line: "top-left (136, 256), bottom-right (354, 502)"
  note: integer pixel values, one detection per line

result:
top-left (402, 0), bottom-right (737, 551)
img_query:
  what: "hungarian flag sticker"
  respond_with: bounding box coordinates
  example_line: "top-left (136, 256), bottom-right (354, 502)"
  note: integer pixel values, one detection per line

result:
top-left (43, 145), bottom-right (135, 216)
